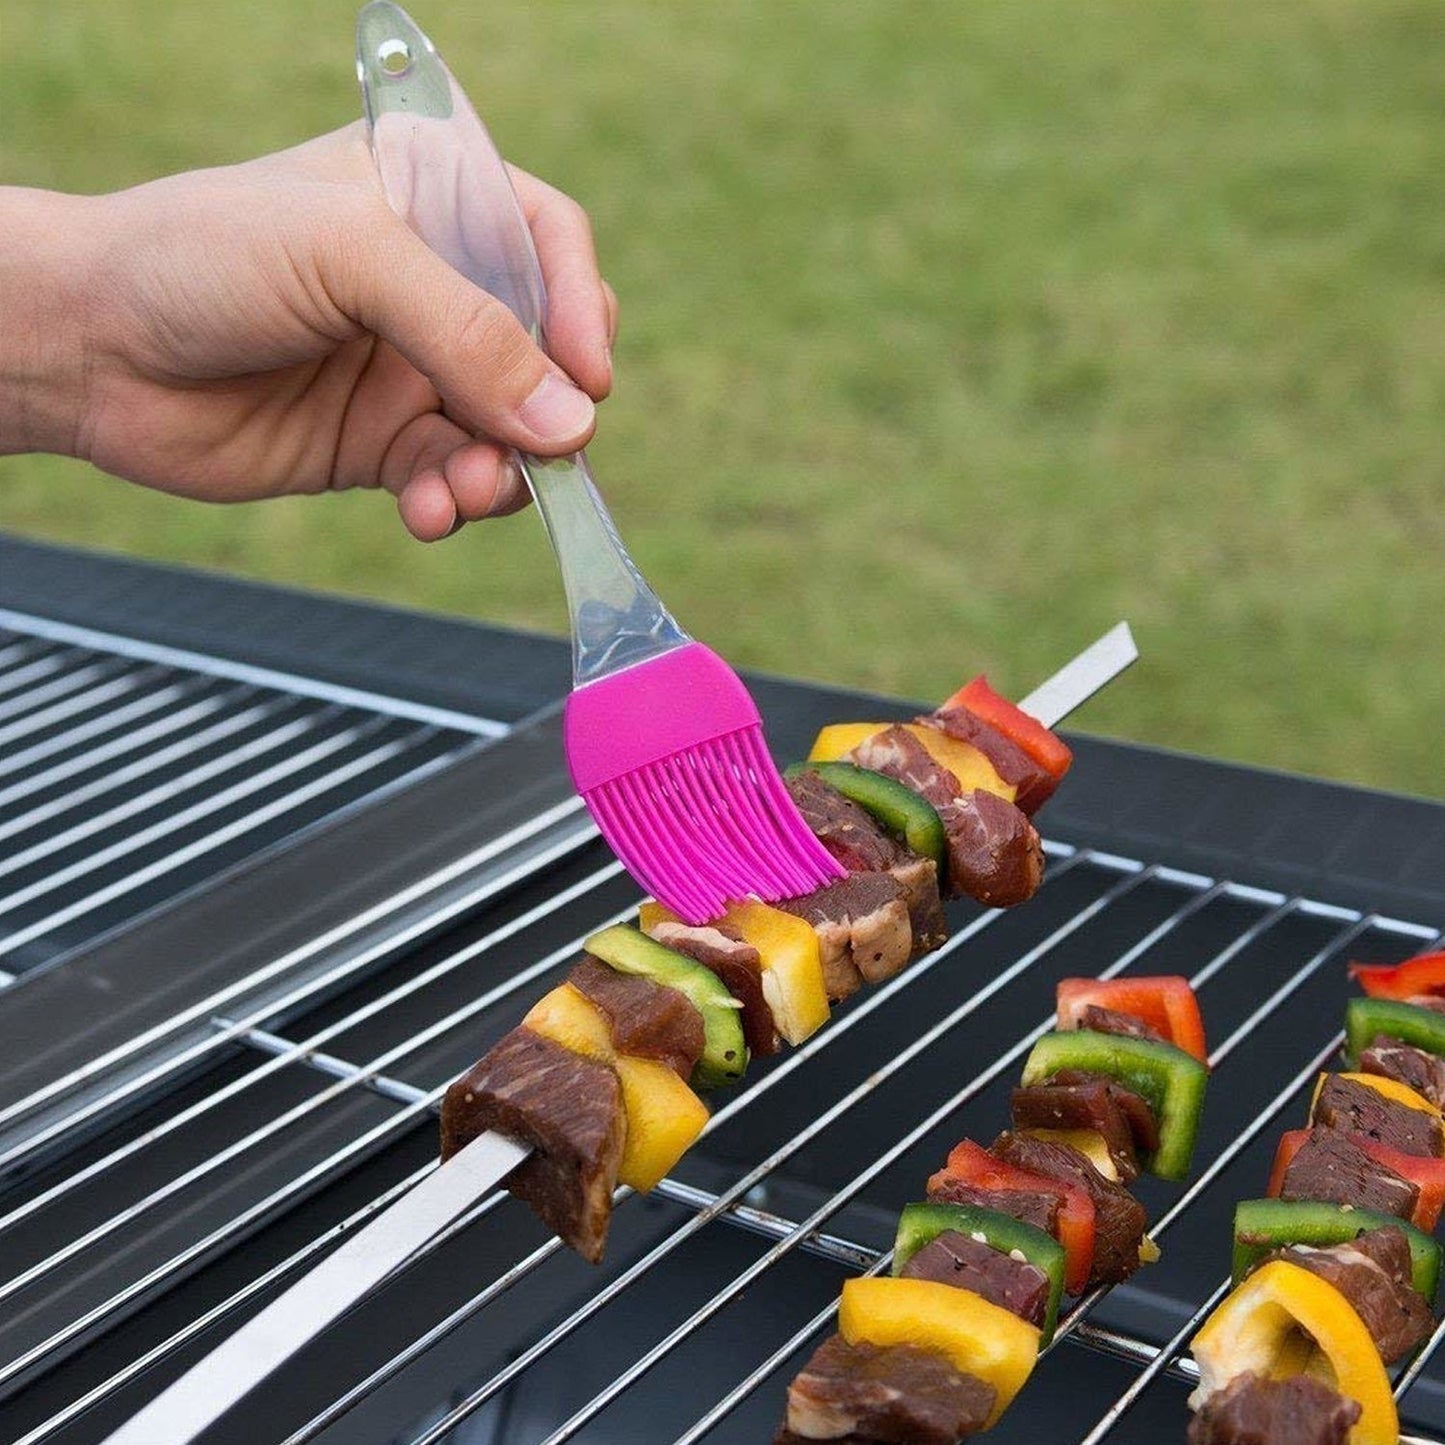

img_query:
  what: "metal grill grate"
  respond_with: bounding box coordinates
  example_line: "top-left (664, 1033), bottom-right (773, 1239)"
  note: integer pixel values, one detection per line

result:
top-left (2, 805), bottom-right (1442, 1445)
top-left (0, 610), bottom-right (502, 980)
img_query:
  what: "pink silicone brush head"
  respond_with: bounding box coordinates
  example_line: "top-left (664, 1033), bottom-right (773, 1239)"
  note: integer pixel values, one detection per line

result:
top-left (564, 643), bottom-right (846, 923)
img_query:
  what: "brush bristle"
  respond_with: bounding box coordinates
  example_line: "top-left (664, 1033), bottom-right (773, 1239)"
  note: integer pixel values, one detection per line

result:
top-left (582, 724), bottom-right (845, 923)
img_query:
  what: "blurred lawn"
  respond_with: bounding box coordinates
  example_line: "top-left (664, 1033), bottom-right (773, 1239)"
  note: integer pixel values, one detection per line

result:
top-left (3, 1), bottom-right (1442, 797)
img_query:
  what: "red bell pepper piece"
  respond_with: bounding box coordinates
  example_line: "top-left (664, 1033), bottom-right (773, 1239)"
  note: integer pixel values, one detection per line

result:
top-left (1266, 1128), bottom-right (1445, 1231)
top-left (1056, 976), bottom-right (1209, 1065)
top-left (928, 1138), bottom-right (1096, 1295)
top-left (1349, 952), bottom-right (1445, 1003)
top-left (942, 675), bottom-right (1073, 781)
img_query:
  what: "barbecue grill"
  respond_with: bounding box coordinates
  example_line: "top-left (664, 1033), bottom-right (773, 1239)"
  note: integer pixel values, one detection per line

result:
top-left (1, 531), bottom-right (1441, 1445)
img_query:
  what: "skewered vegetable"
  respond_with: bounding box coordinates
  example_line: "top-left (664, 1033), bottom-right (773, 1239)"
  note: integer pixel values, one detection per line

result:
top-left (1344, 995), bottom-right (1445, 1069)
top-left (523, 984), bottom-right (709, 1193)
top-left (941, 675), bottom-right (1074, 782)
top-left (1348, 951), bottom-right (1445, 1002)
top-left (785, 760), bottom-right (947, 871)
top-left (1056, 976), bottom-right (1209, 1063)
top-left (928, 1138), bottom-right (1096, 1296)
top-left (1230, 1197), bottom-right (1442, 1303)
top-left (1188, 1261), bottom-right (1398, 1445)
top-left (893, 1201), bottom-right (1066, 1345)
top-left (838, 1276), bottom-right (1040, 1430)
top-left (1019, 1030), bottom-right (1209, 1181)
top-left (583, 923), bottom-right (746, 1089)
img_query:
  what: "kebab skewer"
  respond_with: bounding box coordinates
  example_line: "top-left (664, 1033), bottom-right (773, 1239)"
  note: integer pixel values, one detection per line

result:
top-left (1182, 949), bottom-right (1445, 1445)
top-left (778, 975), bottom-right (1210, 1441)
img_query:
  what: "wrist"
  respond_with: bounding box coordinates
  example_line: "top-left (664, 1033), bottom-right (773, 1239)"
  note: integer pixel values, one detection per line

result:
top-left (0, 188), bottom-right (106, 458)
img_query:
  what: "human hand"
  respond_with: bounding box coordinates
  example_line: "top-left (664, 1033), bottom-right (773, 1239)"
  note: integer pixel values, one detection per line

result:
top-left (0, 124), bottom-right (616, 540)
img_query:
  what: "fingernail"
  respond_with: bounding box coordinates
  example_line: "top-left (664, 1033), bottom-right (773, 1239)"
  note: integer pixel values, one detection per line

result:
top-left (519, 373), bottom-right (595, 440)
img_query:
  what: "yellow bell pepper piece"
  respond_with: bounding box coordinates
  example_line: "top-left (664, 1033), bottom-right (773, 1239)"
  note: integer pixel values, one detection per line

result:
top-left (805, 722), bottom-right (1015, 802)
top-left (642, 898), bottom-right (830, 1046)
top-left (524, 983), bottom-right (709, 1194)
top-left (840, 1276), bottom-right (1039, 1429)
top-left (719, 900), bottom-right (830, 1044)
top-left (1311, 1070), bottom-right (1441, 1120)
top-left (1021, 1128), bottom-right (1121, 1182)
top-left (807, 723), bottom-right (888, 762)
top-left (903, 725), bottom-right (1016, 804)
top-left (1189, 1260), bottom-right (1397, 1445)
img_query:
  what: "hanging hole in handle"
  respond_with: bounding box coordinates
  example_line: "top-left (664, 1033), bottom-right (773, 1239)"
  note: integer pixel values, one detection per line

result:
top-left (377, 38), bottom-right (411, 76)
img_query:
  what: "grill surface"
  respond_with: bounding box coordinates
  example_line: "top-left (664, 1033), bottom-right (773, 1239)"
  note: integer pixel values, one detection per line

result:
top-left (0, 607), bottom-right (500, 980)
top-left (0, 535), bottom-right (1441, 1445)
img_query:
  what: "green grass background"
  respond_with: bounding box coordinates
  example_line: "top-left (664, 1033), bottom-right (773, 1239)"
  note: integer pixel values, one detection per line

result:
top-left (3, 2), bottom-right (1442, 797)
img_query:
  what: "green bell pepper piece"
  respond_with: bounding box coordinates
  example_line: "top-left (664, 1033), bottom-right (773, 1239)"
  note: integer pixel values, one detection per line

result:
top-left (585, 923), bottom-right (747, 1090)
top-left (1019, 1030), bottom-right (1208, 1182)
top-left (784, 761), bottom-right (946, 874)
top-left (1344, 997), bottom-right (1445, 1071)
top-left (1231, 1197), bottom-right (1441, 1305)
top-left (892, 1200), bottom-right (1066, 1346)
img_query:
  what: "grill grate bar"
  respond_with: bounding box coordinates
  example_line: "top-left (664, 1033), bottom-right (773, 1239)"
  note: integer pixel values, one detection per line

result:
top-left (0, 666), bottom-right (163, 747)
top-left (0, 727), bottom-right (439, 964)
top-left (9, 1156), bottom-right (441, 1445)
top-left (0, 657), bottom-right (129, 723)
top-left (0, 684), bottom-right (244, 812)
top-left (0, 649), bottom-right (76, 702)
top-left (0, 678), bottom-right (211, 786)
top-left (407, 859), bottom-right (1159, 1445)
top-left (0, 608), bottom-right (508, 737)
top-left (0, 687), bottom-right (293, 843)
top-left (0, 796), bottom-right (593, 1172)
top-left (0, 638), bottom-right (48, 672)
top-left (0, 703), bottom-right (329, 879)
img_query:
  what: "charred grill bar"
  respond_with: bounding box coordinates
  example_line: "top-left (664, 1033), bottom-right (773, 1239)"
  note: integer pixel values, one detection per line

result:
top-left (0, 536), bottom-right (1442, 1444)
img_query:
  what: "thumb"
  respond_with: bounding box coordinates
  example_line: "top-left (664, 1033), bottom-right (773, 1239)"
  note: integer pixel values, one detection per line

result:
top-left (332, 212), bottom-right (596, 454)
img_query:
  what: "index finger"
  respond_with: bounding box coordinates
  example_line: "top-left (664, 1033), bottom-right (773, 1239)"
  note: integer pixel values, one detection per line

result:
top-left (508, 165), bottom-right (613, 401)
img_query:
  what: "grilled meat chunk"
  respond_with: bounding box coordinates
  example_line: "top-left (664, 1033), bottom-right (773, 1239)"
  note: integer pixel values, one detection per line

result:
top-left (889, 855), bottom-right (948, 955)
top-left (900, 1229), bottom-right (1052, 1329)
top-left (1187, 1372), bottom-right (1360, 1445)
top-left (786, 770), bottom-right (906, 874)
top-left (567, 954), bottom-right (705, 1080)
top-left (919, 706), bottom-right (1056, 814)
top-left (925, 1177), bottom-right (1062, 1237)
top-left (991, 1130), bottom-right (1148, 1287)
top-left (849, 727), bottom-right (1044, 907)
top-left (1360, 1035), bottom-right (1445, 1110)
top-left (782, 1334), bottom-right (994, 1442)
top-left (778, 873), bottom-right (912, 999)
top-left (1010, 1069), bottom-right (1159, 1182)
top-left (1076, 1004), bottom-right (1164, 1043)
top-left (1278, 1127), bottom-right (1419, 1219)
top-left (647, 920), bottom-right (779, 1056)
top-left (1312, 1073), bottom-right (1444, 1157)
top-left (440, 1028), bottom-right (625, 1263)
top-left (785, 771), bottom-right (948, 957)
top-left (1263, 1226), bottom-right (1434, 1364)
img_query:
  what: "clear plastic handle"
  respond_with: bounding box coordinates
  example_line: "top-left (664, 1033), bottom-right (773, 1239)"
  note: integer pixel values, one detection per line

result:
top-left (356, 1), bottom-right (688, 683)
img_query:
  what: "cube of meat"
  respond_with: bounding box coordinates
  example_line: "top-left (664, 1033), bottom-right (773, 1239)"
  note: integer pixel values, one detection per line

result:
top-left (777, 873), bottom-right (913, 1000)
top-left (440, 1028), bottom-right (625, 1264)
top-left (1187, 1372), bottom-right (1360, 1445)
top-left (781, 1334), bottom-right (995, 1443)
